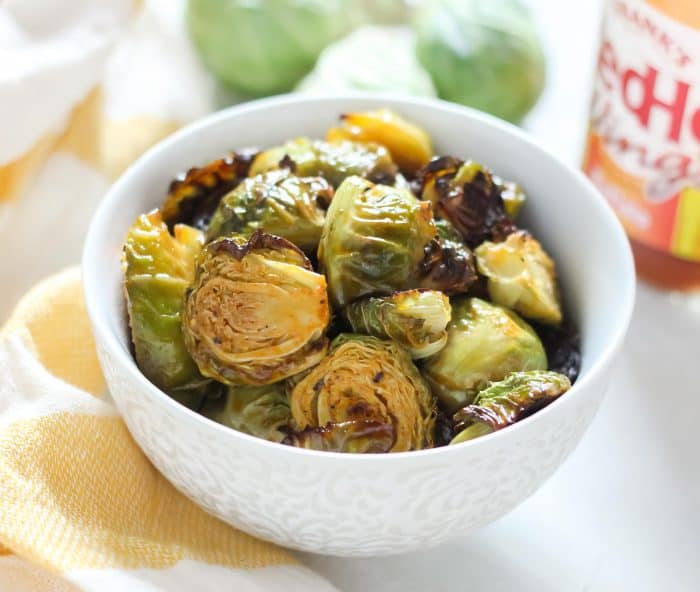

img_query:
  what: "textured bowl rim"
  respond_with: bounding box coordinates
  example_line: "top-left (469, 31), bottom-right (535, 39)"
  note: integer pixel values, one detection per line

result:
top-left (82, 92), bottom-right (636, 461)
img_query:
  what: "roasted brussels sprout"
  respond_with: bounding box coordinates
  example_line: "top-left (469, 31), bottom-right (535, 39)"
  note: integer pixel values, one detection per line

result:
top-left (326, 108), bottom-right (433, 174)
top-left (450, 370), bottom-right (571, 444)
top-left (182, 231), bottom-right (330, 385)
top-left (434, 409), bottom-right (456, 447)
top-left (475, 230), bottom-right (562, 325)
top-left (533, 321), bottom-right (581, 384)
top-left (205, 169), bottom-right (334, 253)
top-left (319, 176), bottom-right (436, 308)
top-left (123, 210), bottom-right (214, 409)
top-left (200, 383), bottom-right (290, 442)
top-left (285, 420), bottom-right (395, 453)
top-left (422, 297), bottom-right (547, 411)
top-left (289, 334), bottom-right (436, 452)
top-left (495, 176), bottom-right (526, 220)
top-left (416, 157), bottom-right (516, 247)
top-left (161, 149), bottom-right (257, 230)
top-left (123, 108), bottom-right (583, 453)
top-left (346, 289), bottom-right (451, 359)
top-left (419, 218), bottom-right (478, 294)
top-left (249, 137), bottom-right (398, 187)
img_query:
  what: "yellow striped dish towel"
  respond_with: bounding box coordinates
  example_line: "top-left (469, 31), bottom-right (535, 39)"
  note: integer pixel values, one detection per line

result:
top-left (0, 268), bottom-right (337, 591)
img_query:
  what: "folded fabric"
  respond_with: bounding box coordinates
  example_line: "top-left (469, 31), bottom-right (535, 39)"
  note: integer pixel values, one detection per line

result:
top-left (0, 267), bottom-right (337, 592)
top-left (0, 0), bottom-right (220, 321)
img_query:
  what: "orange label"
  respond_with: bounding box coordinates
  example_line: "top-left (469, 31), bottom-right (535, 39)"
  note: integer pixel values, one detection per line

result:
top-left (583, 0), bottom-right (700, 262)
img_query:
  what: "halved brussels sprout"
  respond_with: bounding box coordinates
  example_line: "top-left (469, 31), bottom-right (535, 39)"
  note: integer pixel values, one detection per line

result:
top-left (421, 297), bottom-right (547, 412)
top-left (200, 383), bottom-right (290, 443)
top-left (475, 230), bottom-right (562, 325)
top-left (450, 370), bottom-right (571, 444)
top-left (346, 289), bottom-right (451, 359)
top-left (123, 210), bottom-right (214, 409)
top-left (318, 176), bottom-right (436, 308)
top-left (289, 334), bottom-right (436, 452)
top-left (249, 137), bottom-right (398, 187)
top-left (182, 231), bottom-right (330, 385)
top-left (285, 420), bottom-right (395, 453)
top-left (326, 108), bottom-right (433, 174)
top-left (416, 157), bottom-right (516, 247)
top-left (161, 149), bottom-right (257, 230)
top-left (206, 169), bottom-right (334, 253)
top-left (419, 218), bottom-right (478, 294)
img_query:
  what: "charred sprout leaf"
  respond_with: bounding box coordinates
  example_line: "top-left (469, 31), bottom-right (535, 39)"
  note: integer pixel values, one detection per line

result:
top-left (200, 383), bottom-right (290, 442)
top-left (289, 334), bottom-right (436, 452)
top-left (249, 137), bottom-right (398, 187)
top-left (420, 218), bottom-right (478, 294)
top-left (182, 231), bottom-right (330, 385)
top-left (326, 108), bottom-right (433, 174)
top-left (284, 420), bottom-right (395, 453)
top-left (475, 230), bottom-right (562, 325)
top-left (533, 321), bottom-right (581, 384)
top-left (412, 155), bottom-right (462, 201)
top-left (450, 370), bottom-right (571, 444)
top-left (123, 210), bottom-right (214, 409)
top-left (434, 408), bottom-right (455, 447)
top-left (318, 176), bottom-right (436, 308)
top-left (345, 289), bottom-right (451, 359)
top-left (494, 176), bottom-right (526, 220)
top-left (161, 149), bottom-right (257, 230)
top-left (422, 297), bottom-right (547, 412)
top-left (416, 157), bottom-right (516, 247)
top-left (206, 169), bottom-right (334, 253)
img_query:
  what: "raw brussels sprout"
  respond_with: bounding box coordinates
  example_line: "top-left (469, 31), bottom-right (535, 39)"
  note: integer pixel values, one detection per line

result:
top-left (318, 176), bottom-right (436, 308)
top-left (421, 297), bottom-right (547, 411)
top-left (187, 0), bottom-right (366, 96)
top-left (289, 334), bottom-right (436, 452)
top-left (416, 157), bottom-right (516, 248)
top-left (346, 289), bottom-right (451, 359)
top-left (182, 231), bottom-right (330, 385)
top-left (249, 137), bottom-right (398, 187)
top-left (123, 210), bottom-right (214, 409)
top-left (419, 218), bottom-right (478, 294)
top-left (297, 26), bottom-right (437, 99)
top-left (285, 420), bottom-right (395, 453)
top-left (414, 0), bottom-right (546, 123)
top-left (326, 108), bottom-right (434, 174)
top-left (475, 230), bottom-right (562, 325)
top-left (206, 169), bottom-right (334, 253)
top-left (450, 370), bottom-right (571, 444)
top-left (161, 150), bottom-right (257, 231)
top-left (200, 383), bottom-right (290, 443)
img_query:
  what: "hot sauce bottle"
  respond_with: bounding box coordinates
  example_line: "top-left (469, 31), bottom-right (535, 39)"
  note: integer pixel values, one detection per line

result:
top-left (583, 0), bottom-right (700, 290)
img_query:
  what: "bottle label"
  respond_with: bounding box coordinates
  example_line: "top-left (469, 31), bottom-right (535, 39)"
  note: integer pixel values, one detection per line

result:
top-left (583, 0), bottom-right (700, 261)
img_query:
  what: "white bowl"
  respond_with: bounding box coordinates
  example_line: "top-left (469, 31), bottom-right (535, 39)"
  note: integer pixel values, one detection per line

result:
top-left (83, 94), bottom-right (634, 557)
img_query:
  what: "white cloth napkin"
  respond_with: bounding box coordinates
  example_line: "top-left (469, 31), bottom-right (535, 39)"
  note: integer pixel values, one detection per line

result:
top-left (0, 0), bottom-right (221, 321)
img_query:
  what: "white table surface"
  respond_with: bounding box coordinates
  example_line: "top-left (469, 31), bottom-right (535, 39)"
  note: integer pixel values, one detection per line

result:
top-left (297, 1), bottom-right (700, 590)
